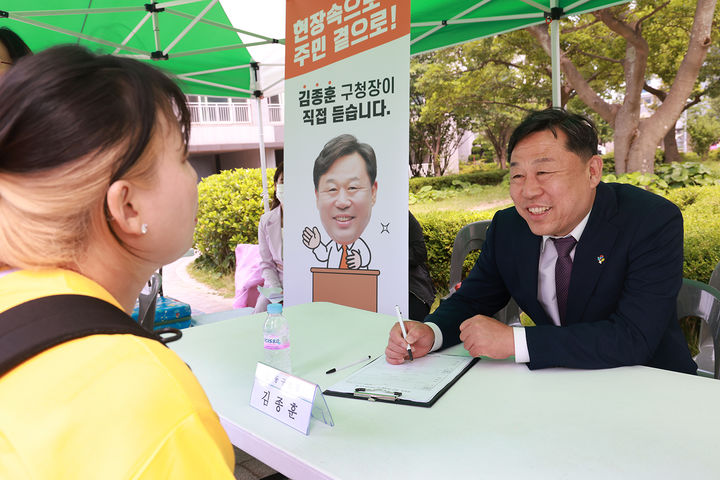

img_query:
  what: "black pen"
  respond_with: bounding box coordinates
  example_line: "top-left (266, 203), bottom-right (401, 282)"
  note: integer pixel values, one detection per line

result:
top-left (326, 355), bottom-right (372, 374)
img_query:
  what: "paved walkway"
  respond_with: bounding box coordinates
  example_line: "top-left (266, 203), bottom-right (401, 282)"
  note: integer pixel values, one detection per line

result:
top-left (161, 254), bottom-right (287, 480)
top-left (161, 253), bottom-right (235, 314)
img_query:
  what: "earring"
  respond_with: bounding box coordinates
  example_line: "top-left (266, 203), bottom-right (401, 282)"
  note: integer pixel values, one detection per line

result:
top-left (141, 223), bottom-right (148, 235)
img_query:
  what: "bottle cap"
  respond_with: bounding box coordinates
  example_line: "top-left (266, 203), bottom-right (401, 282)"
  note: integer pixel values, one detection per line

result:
top-left (267, 303), bottom-right (283, 314)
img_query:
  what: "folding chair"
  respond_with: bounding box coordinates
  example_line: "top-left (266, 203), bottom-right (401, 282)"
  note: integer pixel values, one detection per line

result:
top-left (137, 272), bottom-right (161, 332)
top-left (136, 272), bottom-right (182, 344)
top-left (679, 279), bottom-right (720, 378)
top-left (446, 220), bottom-right (520, 326)
top-left (709, 260), bottom-right (720, 292)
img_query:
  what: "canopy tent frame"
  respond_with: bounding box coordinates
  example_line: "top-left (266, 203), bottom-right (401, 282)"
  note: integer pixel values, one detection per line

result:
top-left (2, 0), bottom-right (285, 212)
top-left (3, 2), bottom-right (282, 61)
top-left (2, 0), bottom-right (631, 211)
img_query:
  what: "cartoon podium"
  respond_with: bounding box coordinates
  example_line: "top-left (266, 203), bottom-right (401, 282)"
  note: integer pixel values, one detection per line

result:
top-left (311, 268), bottom-right (380, 312)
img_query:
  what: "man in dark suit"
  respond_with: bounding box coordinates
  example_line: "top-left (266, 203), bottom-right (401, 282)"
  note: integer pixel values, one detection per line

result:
top-left (386, 109), bottom-right (696, 374)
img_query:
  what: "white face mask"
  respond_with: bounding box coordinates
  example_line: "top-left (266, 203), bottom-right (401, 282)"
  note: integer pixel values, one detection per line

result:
top-left (275, 183), bottom-right (284, 205)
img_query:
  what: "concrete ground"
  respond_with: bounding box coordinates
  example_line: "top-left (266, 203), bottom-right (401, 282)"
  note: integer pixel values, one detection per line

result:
top-left (161, 253), bottom-right (288, 480)
top-left (160, 252), bottom-right (235, 315)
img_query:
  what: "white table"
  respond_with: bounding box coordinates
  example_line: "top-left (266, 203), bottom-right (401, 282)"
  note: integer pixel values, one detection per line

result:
top-left (171, 302), bottom-right (719, 479)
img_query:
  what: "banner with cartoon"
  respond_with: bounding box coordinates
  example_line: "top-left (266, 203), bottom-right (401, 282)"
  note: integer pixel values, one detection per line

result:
top-left (284, 0), bottom-right (410, 315)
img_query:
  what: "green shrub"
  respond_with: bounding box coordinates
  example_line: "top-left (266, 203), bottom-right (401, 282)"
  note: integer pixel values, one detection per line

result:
top-left (409, 169), bottom-right (505, 193)
top-left (602, 171), bottom-right (668, 194)
top-left (409, 185), bottom-right (455, 204)
top-left (603, 162), bottom-right (720, 195)
top-left (459, 158), bottom-right (497, 173)
top-left (666, 185), bottom-right (720, 283)
top-left (654, 148), bottom-right (665, 164)
top-left (601, 153), bottom-right (615, 173)
top-left (680, 151), bottom-right (701, 162)
top-left (656, 162), bottom-right (719, 189)
top-left (415, 209), bottom-right (501, 292)
top-left (194, 168), bottom-right (272, 274)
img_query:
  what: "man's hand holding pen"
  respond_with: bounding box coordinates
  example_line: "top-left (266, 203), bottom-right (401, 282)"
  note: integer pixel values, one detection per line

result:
top-left (385, 321), bottom-right (434, 364)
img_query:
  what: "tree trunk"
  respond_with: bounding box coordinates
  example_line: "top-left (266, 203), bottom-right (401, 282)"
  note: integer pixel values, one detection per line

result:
top-left (663, 126), bottom-right (681, 163)
top-left (620, 0), bottom-right (716, 172)
top-left (484, 128), bottom-right (504, 168)
top-left (497, 126), bottom-right (513, 169)
top-left (498, 145), bottom-right (508, 169)
top-left (527, 0), bottom-right (717, 173)
top-left (424, 124), bottom-right (443, 177)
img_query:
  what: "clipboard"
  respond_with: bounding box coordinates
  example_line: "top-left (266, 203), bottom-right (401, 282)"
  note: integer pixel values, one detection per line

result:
top-left (323, 354), bottom-right (479, 407)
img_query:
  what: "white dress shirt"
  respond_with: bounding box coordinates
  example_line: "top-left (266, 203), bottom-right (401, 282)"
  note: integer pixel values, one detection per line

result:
top-left (512, 211), bottom-right (590, 362)
top-left (311, 237), bottom-right (372, 269)
top-left (426, 210), bottom-right (592, 361)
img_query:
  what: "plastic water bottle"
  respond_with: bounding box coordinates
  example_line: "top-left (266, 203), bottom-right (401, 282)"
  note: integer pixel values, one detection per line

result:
top-left (263, 303), bottom-right (291, 373)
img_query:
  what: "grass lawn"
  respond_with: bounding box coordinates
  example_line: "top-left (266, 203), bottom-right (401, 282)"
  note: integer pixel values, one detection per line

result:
top-left (410, 183), bottom-right (512, 215)
top-left (187, 261), bottom-right (235, 298)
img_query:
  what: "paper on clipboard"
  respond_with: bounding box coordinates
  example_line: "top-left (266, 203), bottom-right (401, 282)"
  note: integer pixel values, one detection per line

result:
top-left (324, 354), bottom-right (478, 406)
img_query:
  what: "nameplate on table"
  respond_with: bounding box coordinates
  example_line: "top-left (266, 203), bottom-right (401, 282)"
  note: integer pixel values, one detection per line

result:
top-left (249, 362), bottom-right (334, 435)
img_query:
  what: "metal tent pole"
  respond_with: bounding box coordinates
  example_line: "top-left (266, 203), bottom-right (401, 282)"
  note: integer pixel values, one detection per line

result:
top-left (252, 62), bottom-right (270, 213)
top-left (550, 0), bottom-right (562, 108)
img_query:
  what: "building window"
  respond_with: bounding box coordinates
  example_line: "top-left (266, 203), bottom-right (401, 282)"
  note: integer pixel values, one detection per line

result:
top-left (268, 94), bottom-right (283, 123)
top-left (187, 96), bottom-right (251, 124)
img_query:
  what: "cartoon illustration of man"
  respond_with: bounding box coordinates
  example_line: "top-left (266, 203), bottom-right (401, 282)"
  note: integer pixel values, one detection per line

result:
top-left (302, 134), bottom-right (377, 269)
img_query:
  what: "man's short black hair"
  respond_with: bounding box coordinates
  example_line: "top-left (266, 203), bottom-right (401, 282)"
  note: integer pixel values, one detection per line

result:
top-left (0, 27), bottom-right (32, 62)
top-left (508, 108), bottom-right (599, 162)
top-left (313, 134), bottom-right (377, 190)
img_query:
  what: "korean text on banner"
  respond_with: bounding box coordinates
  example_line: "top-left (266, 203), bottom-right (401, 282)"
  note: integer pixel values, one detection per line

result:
top-left (283, 0), bottom-right (411, 316)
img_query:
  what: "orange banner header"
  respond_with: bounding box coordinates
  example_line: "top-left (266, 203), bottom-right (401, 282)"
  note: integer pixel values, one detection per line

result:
top-left (285, 0), bottom-right (411, 80)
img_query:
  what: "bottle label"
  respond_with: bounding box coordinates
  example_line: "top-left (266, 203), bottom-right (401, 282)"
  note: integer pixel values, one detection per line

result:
top-left (264, 335), bottom-right (289, 350)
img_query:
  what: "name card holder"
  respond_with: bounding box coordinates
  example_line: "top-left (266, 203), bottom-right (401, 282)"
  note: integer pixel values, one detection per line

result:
top-left (250, 362), bottom-right (334, 435)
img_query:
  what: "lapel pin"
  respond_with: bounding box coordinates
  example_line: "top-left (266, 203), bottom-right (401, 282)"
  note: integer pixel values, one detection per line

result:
top-left (597, 255), bottom-right (605, 264)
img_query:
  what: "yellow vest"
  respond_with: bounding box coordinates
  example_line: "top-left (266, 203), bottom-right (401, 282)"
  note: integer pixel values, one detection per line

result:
top-left (0, 269), bottom-right (234, 479)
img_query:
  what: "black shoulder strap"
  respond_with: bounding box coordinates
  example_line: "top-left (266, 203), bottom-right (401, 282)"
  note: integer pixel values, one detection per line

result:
top-left (0, 294), bottom-right (161, 376)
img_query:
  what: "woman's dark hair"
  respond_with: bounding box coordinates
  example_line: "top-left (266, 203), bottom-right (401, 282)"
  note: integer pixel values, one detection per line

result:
top-left (270, 162), bottom-right (284, 210)
top-left (507, 108), bottom-right (599, 162)
top-left (0, 27), bottom-right (32, 62)
top-left (313, 134), bottom-right (377, 190)
top-left (0, 45), bottom-right (191, 269)
top-left (0, 44), bottom-right (190, 179)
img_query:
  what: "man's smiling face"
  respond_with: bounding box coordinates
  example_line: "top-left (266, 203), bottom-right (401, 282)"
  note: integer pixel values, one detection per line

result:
top-left (315, 152), bottom-right (377, 245)
top-left (509, 129), bottom-right (602, 237)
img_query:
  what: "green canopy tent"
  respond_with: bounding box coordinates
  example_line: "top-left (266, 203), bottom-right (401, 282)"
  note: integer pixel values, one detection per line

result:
top-left (0, 0), bottom-right (284, 210)
top-left (1, 0), bottom-right (632, 206)
top-left (409, 0), bottom-right (631, 107)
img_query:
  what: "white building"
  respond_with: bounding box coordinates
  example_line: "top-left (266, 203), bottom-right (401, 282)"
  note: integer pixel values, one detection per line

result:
top-left (188, 92), bottom-right (475, 179)
top-left (187, 94), bottom-right (285, 180)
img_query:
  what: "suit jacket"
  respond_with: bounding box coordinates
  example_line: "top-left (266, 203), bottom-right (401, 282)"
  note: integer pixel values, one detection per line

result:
top-left (428, 182), bottom-right (697, 374)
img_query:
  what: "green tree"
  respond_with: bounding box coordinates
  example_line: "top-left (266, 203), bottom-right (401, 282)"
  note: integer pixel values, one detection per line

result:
top-left (527, 0), bottom-right (718, 173)
top-left (644, 26), bottom-right (720, 162)
top-left (411, 34), bottom-right (549, 169)
top-left (409, 54), bottom-right (472, 176)
top-left (687, 103), bottom-right (720, 160)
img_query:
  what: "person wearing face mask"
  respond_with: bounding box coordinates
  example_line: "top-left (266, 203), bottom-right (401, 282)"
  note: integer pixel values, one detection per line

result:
top-left (254, 163), bottom-right (285, 313)
top-left (0, 27), bottom-right (32, 77)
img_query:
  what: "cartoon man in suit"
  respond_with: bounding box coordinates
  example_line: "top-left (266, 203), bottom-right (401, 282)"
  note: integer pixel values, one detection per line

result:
top-left (386, 108), bottom-right (696, 375)
top-left (302, 134), bottom-right (377, 270)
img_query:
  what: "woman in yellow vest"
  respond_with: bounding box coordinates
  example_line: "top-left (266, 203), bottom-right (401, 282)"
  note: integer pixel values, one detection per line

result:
top-left (0, 45), bottom-right (235, 478)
